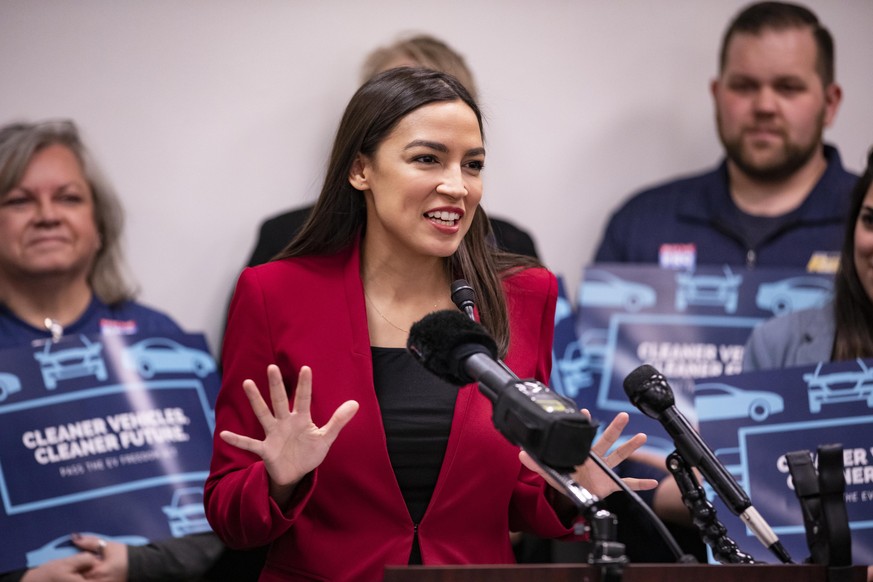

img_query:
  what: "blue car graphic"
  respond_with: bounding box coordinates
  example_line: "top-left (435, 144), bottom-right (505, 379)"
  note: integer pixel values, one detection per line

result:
top-left (694, 382), bottom-right (784, 422)
top-left (552, 329), bottom-right (609, 398)
top-left (755, 276), bottom-right (833, 315)
top-left (0, 372), bottom-right (22, 401)
top-left (804, 359), bottom-right (873, 414)
top-left (162, 487), bottom-right (212, 537)
top-left (675, 265), bottom-right (742, 313)
top-left (123, 338), bottom-right (216, 378)
top-left (579, 269), bottom-right (656, 312)
top-left (33, 335), bottom-right (108, 390)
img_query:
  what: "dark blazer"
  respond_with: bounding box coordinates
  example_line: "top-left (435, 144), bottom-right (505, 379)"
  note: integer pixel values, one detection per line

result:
top-left (246, 205), bottom-right (539, 267)
top-left (206, 240), bottom-right (568, 581)
top-left (743, 302), bottom-right (835, 371)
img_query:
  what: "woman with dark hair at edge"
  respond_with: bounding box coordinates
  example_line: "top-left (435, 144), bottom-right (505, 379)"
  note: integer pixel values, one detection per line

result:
top-left (744, 147), bottom-right (873, 370)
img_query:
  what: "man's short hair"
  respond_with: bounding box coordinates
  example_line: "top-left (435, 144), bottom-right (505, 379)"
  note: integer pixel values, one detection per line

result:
top-left (719, 1), bottom-right (835, 87)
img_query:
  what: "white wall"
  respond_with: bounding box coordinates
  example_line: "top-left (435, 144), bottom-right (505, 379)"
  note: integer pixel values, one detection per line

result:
top-left (2, 0), bottom-right (871, 355)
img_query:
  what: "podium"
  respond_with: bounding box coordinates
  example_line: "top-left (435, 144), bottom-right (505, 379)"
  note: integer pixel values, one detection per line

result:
top-left (383, 563), bottom-right (868, 582)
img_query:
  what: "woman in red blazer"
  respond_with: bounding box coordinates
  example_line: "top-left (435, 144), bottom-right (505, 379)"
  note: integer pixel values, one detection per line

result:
top-left (206, 68), bottom-right (655, 581)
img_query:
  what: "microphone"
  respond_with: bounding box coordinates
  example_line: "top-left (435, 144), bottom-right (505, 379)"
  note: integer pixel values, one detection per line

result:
top-left (409, 312), bottom-right (697, 563)
top-left (407, 309), bottom-right (597, 471)
top-left (450, 279), bottom-right (476, 320)
top-left (623, 364), bottom-right (792, 563)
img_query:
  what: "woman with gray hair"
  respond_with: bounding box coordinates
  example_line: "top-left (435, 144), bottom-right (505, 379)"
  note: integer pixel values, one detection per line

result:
top-left (0, 119), bottom-right (178, 344)
top-left (0, 119), bottom-right (225, 582)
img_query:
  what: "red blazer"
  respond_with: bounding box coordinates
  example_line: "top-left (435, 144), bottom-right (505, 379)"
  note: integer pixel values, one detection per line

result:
top-left (205, 242), bottom-right (567, 581)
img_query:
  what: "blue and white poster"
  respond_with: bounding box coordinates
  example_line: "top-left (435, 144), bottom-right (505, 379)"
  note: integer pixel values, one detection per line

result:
top-left (697, 361), bottom-right (873, 566)
top-left (552, 264), bottom-right (834, 455)
top-left (0, 332), bottom-right (219, 573)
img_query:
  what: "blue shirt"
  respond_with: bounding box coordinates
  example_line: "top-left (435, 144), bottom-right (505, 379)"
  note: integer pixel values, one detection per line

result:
top-left (594, 146), bottom-right (859, 269)
top-left (0, 296), bottom-right (183, 350)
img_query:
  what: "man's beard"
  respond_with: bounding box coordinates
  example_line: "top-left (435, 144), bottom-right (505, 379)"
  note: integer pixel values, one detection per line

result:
top-left (717, 113), bottom-right (825, 183)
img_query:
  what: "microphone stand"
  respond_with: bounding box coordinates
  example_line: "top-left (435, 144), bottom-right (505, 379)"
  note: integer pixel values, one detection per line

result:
top-left (787, 446), bottom-right (853, 582)
top-left (443, 292), bottom-right (674, 575)
top-left (666, 450), bottom-right (756, 564)
top-left (528, 453), bottom-right (628, 582)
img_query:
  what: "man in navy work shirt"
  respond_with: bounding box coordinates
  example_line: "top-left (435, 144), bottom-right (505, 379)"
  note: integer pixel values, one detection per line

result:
top-left (589, 1), bottom-right (859, 565)
top-left (594, 2), bottom-right (858, 272)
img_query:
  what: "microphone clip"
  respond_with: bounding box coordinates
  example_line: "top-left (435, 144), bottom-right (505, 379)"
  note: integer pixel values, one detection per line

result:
top-left (786, 444), bottom-right (852, 581)
top-left (491, 379), bottom-right (598, 471)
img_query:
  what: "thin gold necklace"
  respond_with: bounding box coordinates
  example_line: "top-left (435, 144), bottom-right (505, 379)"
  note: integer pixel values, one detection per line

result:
top-left (363, 289), bottom-right (439, 334)
top-left (363, 289), bottom-right (409, 333)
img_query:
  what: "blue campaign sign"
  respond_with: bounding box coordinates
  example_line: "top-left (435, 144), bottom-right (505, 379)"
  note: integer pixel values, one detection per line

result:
top-left (551, 276), bottom-right (584, 399)
top-left (697, 361), bottom-right (873, 565)
top-left (0, 332), bottom-right (220, 572)
top-left (552, 263), bottom-right (834, 456)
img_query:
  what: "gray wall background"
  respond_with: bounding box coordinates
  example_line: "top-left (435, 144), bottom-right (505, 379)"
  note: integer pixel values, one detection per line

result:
top-left (2, 0), bottom-right (871, 354)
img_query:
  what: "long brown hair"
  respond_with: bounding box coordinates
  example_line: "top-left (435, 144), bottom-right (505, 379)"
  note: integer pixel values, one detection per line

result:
top-left (276, 67), bottom-right (538, 355)
top-left (832, 147), bottom-right (873, 360)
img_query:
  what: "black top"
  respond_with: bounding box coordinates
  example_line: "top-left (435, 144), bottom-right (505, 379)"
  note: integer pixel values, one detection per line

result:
top-left (371, 347), bottom-right (457, 563)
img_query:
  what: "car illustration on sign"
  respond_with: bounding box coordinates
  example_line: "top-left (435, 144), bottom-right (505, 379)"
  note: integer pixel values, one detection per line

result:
top-left (579, 269), bottom-right (656, 312)
top-left (554, 340), bottom-right (593, 397)
top-left (552, 328), bottom-right (609, 398)
top-left (33, 335), bottom-right (108, 389)
top-left (123, 338), bottom-right (216, 378)
top-left (162, 487), bottom-right (212, 537)
top-left (694, 382), bottom-right (784, 422)
top-left (755, 276), bottom-right (833, 315)
top-left (0, 372), bottom-right (22, 401)
top-left (804, 359), bottom-right (873, 414)
top-left (675, 266), bottom-right (743, 313)
top-left (27, 532), bottom-right (149, 567)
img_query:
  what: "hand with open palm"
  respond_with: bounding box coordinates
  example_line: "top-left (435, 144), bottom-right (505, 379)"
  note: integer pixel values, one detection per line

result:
top-left (219, 364), bottom-right (359, 506)
top-left (520, 411), bottom-right (658, 499)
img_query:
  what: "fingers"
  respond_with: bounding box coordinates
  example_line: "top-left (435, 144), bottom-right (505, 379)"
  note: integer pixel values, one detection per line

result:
top-left (71, 533), bottom-right (104, 554)
top-left (607, 432), bottom-right (648, 466)
top-left (267, 364), bottom-right (290, 420)
top-left (241, 378), bottom-right (275, 428)
top-left (240, 365), bottom-right (299, 427)
top-left (219, 430), bottom-right (262, 454)
top-left (290, 366), bottom-right (312, 417)
top-left (321, 400), bottom-right (360, 442)
top-left (590, 412), bottom-right (630, 458)
top-left (65, 550), bottom-right (100, 573)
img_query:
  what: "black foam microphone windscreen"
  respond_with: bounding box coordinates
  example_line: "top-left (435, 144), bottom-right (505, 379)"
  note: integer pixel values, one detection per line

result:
top-left (407, 309), bottom-right (497, 386)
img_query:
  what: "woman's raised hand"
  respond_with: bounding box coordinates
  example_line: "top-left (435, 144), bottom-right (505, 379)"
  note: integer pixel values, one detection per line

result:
top-left (520, 411), bottom-right (659, 499)
top-left (219, 365), bottom-right (359, 505)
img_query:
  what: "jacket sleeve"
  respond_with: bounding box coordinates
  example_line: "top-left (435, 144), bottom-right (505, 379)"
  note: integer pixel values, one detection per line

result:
top-left (505, 270), bottom-right (581, 539)
top-left (126, 533), bottom-right (225, 582)
top-left (204, 268), bottom-right (317, 549)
